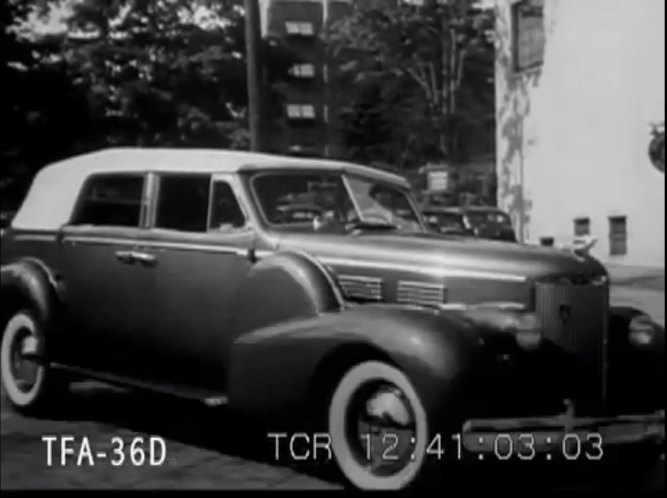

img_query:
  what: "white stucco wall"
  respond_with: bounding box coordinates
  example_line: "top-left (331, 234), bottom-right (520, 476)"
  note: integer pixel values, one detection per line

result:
top-left (496, 0), bottom-right (665, 268)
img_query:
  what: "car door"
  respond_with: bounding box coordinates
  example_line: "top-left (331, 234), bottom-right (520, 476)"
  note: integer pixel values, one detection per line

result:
top-left (136, 173), bottom-right (258, 392)
top-left (57, 172), bottom-right (156, 379)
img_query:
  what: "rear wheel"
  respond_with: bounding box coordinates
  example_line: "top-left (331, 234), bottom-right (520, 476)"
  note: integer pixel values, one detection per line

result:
top-left (1, 308), bottom-right (67, 414)
top-left (328, 361), bottom-right (429, 490)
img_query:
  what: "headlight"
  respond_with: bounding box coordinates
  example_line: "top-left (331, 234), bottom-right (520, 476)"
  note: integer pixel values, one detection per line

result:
top-left (512, 313), bottom-right (543, 350)
top-left (629, 314), bottom-right (656, 347)
top-left (462, 307), bottom-right (543, 350)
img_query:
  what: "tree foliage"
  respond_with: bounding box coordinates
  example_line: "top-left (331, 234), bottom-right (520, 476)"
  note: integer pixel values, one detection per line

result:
top-left (327, 0), bottom-right (495, 170)
top-left (1, 0), bottom-right (293, 208)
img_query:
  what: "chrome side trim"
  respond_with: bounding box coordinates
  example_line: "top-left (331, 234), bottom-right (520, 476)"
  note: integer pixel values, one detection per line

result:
top-left (320, 256), bottom-right (527, 283)
top-left (438, 301), bottom-right (527, 311)
top-left (55, 237), bottom-right (528, 282)
top-left (13, 234), bottom-right (58, 243)
top-left (63, 236), bottom-right (248, 256)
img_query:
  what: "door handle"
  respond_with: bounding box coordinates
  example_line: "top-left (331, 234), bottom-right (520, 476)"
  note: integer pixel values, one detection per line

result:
top-left (132, 251), bottom-right (158, 267)
top-left (115, 250), bottom-right (136, 264)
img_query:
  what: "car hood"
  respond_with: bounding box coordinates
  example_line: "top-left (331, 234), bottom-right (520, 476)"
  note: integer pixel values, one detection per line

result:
top-left (275, 230), bottom-right (607, 282)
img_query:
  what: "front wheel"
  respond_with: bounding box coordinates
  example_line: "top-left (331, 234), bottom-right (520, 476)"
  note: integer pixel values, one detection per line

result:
top-left (328, 361), bottom-right (430, 490)
top-left (1, 308), bottom-right (67, 415)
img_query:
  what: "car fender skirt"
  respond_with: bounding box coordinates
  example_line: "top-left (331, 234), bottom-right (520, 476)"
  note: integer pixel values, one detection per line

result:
top-left (0, 259), bottom-right (62, 359)
top-left (229, 251), bottom-right (344, 337)
top-left (227, 305), bottom-right (484, 427)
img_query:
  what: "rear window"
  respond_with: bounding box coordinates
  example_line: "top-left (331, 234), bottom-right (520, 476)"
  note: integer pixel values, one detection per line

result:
top-left (465, 210), bottom-right (512, 227)
top-left (71, 174), bottom-right (145, 227)
top-left (426, 212), bottom-right (465, 230)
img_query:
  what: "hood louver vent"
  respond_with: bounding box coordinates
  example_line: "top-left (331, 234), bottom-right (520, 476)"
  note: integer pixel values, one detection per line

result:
top-left (397, 281), bottom-right (446, 307)
top-left (338, 274), bottom-right (383, 302)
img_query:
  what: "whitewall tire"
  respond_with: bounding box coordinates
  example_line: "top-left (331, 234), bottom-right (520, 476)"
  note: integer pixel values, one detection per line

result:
top-left (328, 361), bottom-right (429, 490)
top-left (1, 309), bottom-right (62, 413)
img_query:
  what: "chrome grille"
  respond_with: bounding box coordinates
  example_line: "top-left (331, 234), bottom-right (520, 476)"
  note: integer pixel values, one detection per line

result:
top-left (397, 281), bottom-right (446, 307)
top-left (535, 277), bottom-right (609, 411)
top-left (338, 275), bottom-right (383, 302)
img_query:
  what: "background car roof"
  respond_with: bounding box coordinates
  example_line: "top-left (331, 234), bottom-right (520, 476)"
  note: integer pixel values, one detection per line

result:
top-left (11, 147), bottom-right (409, 232)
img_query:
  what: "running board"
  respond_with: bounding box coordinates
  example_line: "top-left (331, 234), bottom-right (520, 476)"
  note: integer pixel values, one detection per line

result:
top-left (52, 363), bottom-right (228, 407)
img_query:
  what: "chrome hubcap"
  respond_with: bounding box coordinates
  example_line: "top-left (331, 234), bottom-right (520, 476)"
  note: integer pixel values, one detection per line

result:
top-left (348, 382), bottom-right (417, 476)
top-left (9, 329), bottom-right (40, 393)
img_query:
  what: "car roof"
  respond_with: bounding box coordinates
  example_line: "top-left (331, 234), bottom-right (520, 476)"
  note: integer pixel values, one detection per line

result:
top-left (40, 147), bottom-right (407, 183)
top-left (12, 147), bottom-right (409, 231)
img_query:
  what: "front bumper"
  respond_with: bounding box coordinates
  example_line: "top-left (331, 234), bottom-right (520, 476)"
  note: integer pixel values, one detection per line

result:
top-left (459, 409), bottom-right (664, 457)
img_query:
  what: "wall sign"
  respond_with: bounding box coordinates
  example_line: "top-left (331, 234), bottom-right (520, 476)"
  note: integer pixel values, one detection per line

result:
top-left (649, 123), bottom-right (665, 173)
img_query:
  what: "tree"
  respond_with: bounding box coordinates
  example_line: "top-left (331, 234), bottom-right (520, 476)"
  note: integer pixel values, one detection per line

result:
top-left (1, 0), bottom-right (93, 208)
top-left (1, 0), bottom-right (295, 207)
top-left (327, 0), bottom-right (495, 170)
top-left (57, 0), bottom-right (291, 148)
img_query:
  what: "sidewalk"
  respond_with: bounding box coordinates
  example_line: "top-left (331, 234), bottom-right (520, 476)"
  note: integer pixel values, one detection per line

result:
top-left (605, 264), bottom-right (665, 291)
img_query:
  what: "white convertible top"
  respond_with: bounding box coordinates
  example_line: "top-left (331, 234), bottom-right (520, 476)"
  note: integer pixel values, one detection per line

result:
top-left (12, 147), bottom-right (409, 231)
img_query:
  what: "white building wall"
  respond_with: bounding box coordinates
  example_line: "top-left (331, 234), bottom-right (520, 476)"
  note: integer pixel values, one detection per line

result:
top-left (496, 0), bottom-right (665, 268)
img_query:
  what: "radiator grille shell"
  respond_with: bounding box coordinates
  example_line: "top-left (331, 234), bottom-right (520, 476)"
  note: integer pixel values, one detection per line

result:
top-left (534, 276), bottom-right (609, 412)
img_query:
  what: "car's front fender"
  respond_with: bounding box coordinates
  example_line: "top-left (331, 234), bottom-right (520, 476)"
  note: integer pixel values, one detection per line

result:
top-left (607, 306), bottom-right (665, 412)
top-left (227, 304), bottom-right (494, 429)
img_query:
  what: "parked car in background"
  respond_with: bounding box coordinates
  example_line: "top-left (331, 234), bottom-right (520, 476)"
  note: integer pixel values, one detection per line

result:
top-left (1, 148), bottom-right (664, 490)
top-left (423, 205), bottom-right (517, 242)
top-left (421, 206), bottom-right (475, 237)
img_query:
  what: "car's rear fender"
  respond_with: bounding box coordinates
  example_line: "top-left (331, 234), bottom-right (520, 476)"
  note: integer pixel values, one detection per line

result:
top-left (0, 258), bottom-right (64, 360)
top-left (227, 305), bottom-right (488, 429)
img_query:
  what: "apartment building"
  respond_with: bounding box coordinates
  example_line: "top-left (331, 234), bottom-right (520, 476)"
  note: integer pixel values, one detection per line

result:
top-left (261, 0), bottom-right (352, 157)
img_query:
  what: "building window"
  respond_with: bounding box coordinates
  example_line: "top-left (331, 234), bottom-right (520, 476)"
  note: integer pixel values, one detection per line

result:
top-left (608, 216), bottom-right (627, 256)
top-left (286, 104), bottom-right (316, 120)
top-left (539, 236), bottom-right (554, 247)
top-left (285, 21), bottom-right (315, 36)
top-left (511, 0), bottom-right (545, 72)
top-left (289, 63), bottom-right (316, 78)
top-left (574, 217), bottom-right (590, 237)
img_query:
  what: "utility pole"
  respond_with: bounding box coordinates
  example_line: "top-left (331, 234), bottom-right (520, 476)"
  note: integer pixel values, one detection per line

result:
top-left (323, 0), bottom-right (330, 157)
top-left (245, 0), bottom-right (265, 151)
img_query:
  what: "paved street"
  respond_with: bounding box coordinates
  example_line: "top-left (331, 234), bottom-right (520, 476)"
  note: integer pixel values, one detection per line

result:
top-left (611, 286), bottom-right (665, 326)
top-left (1, 283), bottom-right (664, 491)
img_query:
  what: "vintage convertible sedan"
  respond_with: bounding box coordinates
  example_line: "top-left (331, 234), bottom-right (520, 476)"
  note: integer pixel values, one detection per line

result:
top-left (0, 148), bottom-right (664, 489)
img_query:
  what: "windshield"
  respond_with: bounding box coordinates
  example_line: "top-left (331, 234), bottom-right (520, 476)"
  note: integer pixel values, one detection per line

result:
top-left (251, 171), bottom-right (424, 233)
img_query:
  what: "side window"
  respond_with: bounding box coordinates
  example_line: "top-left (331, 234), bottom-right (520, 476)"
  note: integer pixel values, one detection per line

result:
top-left (209, 181), bottom-right (246, 230)
top-left (71, 174), bottom-right (145, 227)
top-left (155, 175), bottom-right (211, 232)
